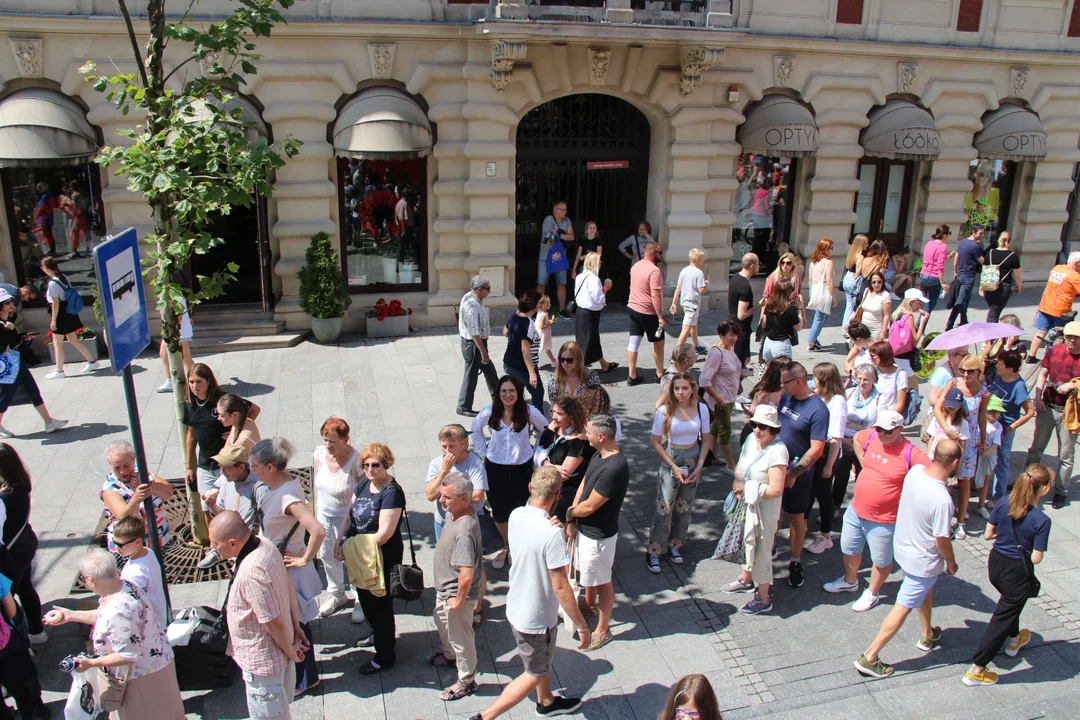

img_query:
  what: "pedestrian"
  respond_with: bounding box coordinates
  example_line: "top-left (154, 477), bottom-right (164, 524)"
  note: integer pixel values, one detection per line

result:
top-left (751, 178), bottom-right (774, 260)
top-left (1025, 321), bottom-right (1080, 509)
top-left (503, 289), bottom-right (544, 413)
top-left (700, 320), bottom-right (743, 469)
top-left (723, 405), bottom-right (787, 615)
top-left (207, 512), bottom-right (305, 720)
top-left (981, 231), bottom-right (1022, 323)
top-left (976, 397), bottom-right (1005, 518)
top-left (857, 271), bottom-right (891, 343)
top-left (729, 253), bottom-right (758, 369)
top-left (0, 567), bottom-right (48, 720)
top-left (1024, 252), bottom-right (1080, 363)
top-left (537, 395), bottom-right (592, 522)
top-left (647, 374), bottom-right (713, 573)
top-left (760, 278), bottom-right (803, 362)
top-left (926, 392), bottom-right (973, 534)
top-left (832, 364), bottom-right (881, 513)
top-left (919, 225), bottom-right (952, 316)
top-left (826, 410), bottom-right (933, 609)
top-left (535, 295), bottom-right (557, 369)
top-left (311, 418), bottom-right (364, 621)
top-left (981, 314), bottom-right (1024, 369)
top-left (987, 350), bottom-right (1035, 500)
top-left (657, 342), bottom-right (698, 409)
top-left (570, 220), bottom-right (602, 278)
top-left (626, 241), bottom-right (667, 386)
top-left (963, 464), bottom-right (1053, 686)
top-left (805, 238), bottom-right (836, 352)
top-left (467, 466), bottom-right (590, 720)
top-left (806, 363), bottom-right (848, 555)
top-left (776, 361), bottom-right (829, 587)
top-left (249, 438), bottom-right (324, 695)
top-left (200, 444), bottom-right (261, 569)
top-left (889, 289), bottom-right (930, 392)
top-left (101, 440), bottom-right (172, 552)
top-left (156, 297), bottom-right (194, 393)
top-left (471, 375), bottom-right (548, 568)
top-left (572, 252), bottom-right (617, 373)
top-left (538, 200), bottom-right (574, 317)
top-left (761, 251), bottom-right (803, 304)
top-left (0, 445), bottom-right (45, 645)
top-left (578, 385), bottom-right (623, 442)
top-left (0, 291), bottom-right (66, 437)
top-left (568, 413), bottom-right (629, 651)
top-left (869, 341), bottom-right (909, 416)
top-left (657, 673), bottom-right (724, 720)
top-left (457, 275), bottom-right (499, 417)
top-left (216, 392), bottom-right (260, 451)
top-left (547, 340), bottom-right (600, 402)
top-left (843, 322), bottom-right (874, 379)
top-left (618, 220), bottom-right (653, 265)
top-left (334, 442), bottom-right (405, 675)
top-left (670, 248), bottom-right (710, 352)
top-left (40, 256), bottom-right (98, 379)
top-left (945, 225), bottom-right (986, 331)
top-left (885, 246), bottom-right (916, 297)
top-left (928, 346), bottom-right (970, 412)
top-left (111, 516), bottom-right (168, 632)
top-left (931, 356), bottom-right (990, 538)
top-left (841, 234), bottom-right (868, 331)
top-left (855, 440), bottom-right (960, 678)
top-left (430, 472), bottom-right (483, 702)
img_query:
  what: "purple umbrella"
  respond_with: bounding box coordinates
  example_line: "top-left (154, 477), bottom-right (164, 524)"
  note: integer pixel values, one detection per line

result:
top-left (925, 322), bottom-right (1023, 351)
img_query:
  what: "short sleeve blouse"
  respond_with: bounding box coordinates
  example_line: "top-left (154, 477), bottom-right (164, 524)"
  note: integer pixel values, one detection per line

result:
top-left (92, 581), bottom-right (174, 679)
top-left (256, 480), bottom-right (308, 557)
top-left (736, 437), bottom-right (788, 486)
top-left (100, 472), bottom-right (169, 552)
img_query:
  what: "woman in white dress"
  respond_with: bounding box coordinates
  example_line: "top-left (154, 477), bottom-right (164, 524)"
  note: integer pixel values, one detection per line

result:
top-left (805, 239), bottom-right (836, 352)
top-left (857, 270), bottom-right (891, 343)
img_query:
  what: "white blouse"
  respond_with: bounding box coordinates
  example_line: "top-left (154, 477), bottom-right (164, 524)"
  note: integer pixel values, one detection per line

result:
top-left (573, 271), bottom-right (606, 311)
top-left (92, 581), bottom-right (174, 679)
top-left (471, 404), bottom-right (548, 465)
top-left (313, 446), bottom-right (361, 516)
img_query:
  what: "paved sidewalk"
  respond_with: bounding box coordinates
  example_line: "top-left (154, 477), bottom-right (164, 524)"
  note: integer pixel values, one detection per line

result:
top-left (10, 285), bottom-right (1080, 719)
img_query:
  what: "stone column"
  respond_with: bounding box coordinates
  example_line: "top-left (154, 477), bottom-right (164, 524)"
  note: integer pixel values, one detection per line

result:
top-left (1024, 85), bottom-right (1080, 273)
top-left (800, 115), bottom-right (864, 258)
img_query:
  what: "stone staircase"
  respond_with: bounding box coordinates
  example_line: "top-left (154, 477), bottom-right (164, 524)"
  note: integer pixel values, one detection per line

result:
top-left (186, 303), bottom-right (309, 353)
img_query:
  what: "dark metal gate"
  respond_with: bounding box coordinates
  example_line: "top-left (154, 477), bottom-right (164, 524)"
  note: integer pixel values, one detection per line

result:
top-left (515, 94), bottom-right (651, 302)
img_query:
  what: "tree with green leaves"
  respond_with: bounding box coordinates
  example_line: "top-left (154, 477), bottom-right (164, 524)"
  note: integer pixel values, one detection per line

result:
top-left (82, 0), bottom-right (300, 544)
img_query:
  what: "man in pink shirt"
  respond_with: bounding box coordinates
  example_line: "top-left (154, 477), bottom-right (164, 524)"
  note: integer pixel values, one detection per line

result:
top-left (823, 410), bottom-right (931, 612)
top-left (626, 242), bottom-right (666, 386)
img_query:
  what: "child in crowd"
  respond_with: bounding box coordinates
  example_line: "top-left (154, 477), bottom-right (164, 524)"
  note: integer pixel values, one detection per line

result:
top-left (112, 516), bottom-right (169, 631)
top-left (843, 322), bottom-right (873, 379)
top-left (927, 388), bottom-right (975, 539)
top-left (976, 396), bottom-right (1006, 518)
top-left (535, 295), bottom-right (557, 369)
top-left (670, 248), bottom-right (710, 353)
top-left (658, 673), bottom-right (723, 720)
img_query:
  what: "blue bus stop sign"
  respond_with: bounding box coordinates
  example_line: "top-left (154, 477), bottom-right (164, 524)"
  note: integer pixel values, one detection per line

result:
top-left (93, 228), bottom-right (151, 372)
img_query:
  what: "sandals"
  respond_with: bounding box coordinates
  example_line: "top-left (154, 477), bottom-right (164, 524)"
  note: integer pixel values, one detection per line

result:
top-left (426, 651), bottom-right (456, 668)
top-left (439, 680), bottom-right (478, 702)
top-left (600, 362), bottom-right (621, 374)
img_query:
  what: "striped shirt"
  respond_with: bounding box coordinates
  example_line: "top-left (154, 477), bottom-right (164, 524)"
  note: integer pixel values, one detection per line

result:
top-left (227, 537), bottom-right (292, 677)
top-left (100, 471), bottom-right (169, 552)
top-left (313, 446), bottom-right (361, 516)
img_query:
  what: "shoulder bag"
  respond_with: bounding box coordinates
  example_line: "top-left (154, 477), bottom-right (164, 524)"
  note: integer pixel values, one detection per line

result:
top-left (895, 370), bottom-right (923, 426)
top-left (1008, 515), bottom-right (1041, 599)
top-left (697, 402), bottom-right (716, 467)
top-left (0, 348), bottom-right (19, 385)
top-left (850, 289), bottom-right (868, 326)
top-left (93, 665), bottom-right (128, 712)
top-left (389, 505), bottom-right (425, 602)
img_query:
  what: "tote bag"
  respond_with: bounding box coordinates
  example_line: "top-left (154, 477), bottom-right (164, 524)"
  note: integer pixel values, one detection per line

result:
top-left (0, 348), bottom-right (19, 385)
top-left (546, 238), bottom-right (570, 274)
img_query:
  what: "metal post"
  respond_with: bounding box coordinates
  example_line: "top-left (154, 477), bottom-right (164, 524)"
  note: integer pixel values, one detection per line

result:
top-left (121, 364), bottom-right (172, 621)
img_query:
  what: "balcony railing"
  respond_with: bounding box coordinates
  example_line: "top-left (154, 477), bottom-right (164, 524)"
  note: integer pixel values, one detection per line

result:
top-left (477, 0), bottom-right (734, 28)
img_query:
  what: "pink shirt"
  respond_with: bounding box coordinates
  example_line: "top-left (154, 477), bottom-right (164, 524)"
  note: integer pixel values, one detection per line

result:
top-left (628, 260), bottom-right (662, 315)
top-left (921, 239), bottom-right (948, 279)
top-left (699, 346), bottom-right (742, 407)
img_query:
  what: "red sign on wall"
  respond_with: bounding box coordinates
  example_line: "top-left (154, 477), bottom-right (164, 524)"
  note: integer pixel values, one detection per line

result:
top-left (586, 160), bottom-right (630, 170)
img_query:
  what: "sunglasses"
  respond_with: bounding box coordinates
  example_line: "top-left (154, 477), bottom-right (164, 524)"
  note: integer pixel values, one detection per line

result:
top-left (874, 426), bottom-right (898, 434)
top-left (363, 462), bottom-right (383, 469)
top-left (114, 536), bottom-right (140, 549)
top-left (749, 422), bottom-right (774, 431)
top-left (960, 368), bottom-right (980, 375)
top-left (781, 261), bottom-right (794, 266)
top-left (675, 709), bottom-right (700, 719)
top-left (559, 357), bottom-right (575, 364)
top-left (780, 377), bottom-right (799, 385)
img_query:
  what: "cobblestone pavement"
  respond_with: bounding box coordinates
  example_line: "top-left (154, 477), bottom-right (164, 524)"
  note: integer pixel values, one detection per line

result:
top-left (10, 285), bottom-right (1080, 719)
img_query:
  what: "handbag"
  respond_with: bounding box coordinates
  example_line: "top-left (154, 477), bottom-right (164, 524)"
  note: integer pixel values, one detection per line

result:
top-left (567, 275), bottom-right (585, 314)
top-left (713, 496), bottom-right (746, 563)
top-left (389, 506), bottom-right (425, 602)
top-left (697, 402), bottom-right (716, 467)
top-left (0, 348), bottom-right (19, 385)
top-left (1009, 516), bottom-right (1041, 599)
top-left (546, 236), bottom-right (570, 275)
top-left (92, 662), bottom-right (128, 712)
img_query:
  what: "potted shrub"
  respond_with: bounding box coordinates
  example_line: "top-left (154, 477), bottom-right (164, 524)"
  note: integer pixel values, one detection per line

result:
top-left (365, 298), bottom-right (411, 338)
top-left (47, 327), bottom-right (102, 362)
top-left (298, 231), bottom-right (351, 343)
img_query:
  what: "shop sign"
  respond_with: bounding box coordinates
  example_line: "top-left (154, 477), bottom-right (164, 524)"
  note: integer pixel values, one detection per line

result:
top-left (587, 160), bottom-right (629, 170)
top-left (1000, 132), bottom-right (1045, 156)
top-left (891, 129), bottom-right (940, 153)
top-left (763, 126), bottom-right (817, 151)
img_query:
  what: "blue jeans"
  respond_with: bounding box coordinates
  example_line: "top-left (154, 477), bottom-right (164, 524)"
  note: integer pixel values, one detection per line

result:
top-left (946, 274), bottom-right (976, 329)
top-left (762, 338), bottom-right (792, 362)
top-left (841, 272), bottom-right (861, 330)
top-left (920, 275), bottom-right (941, 315)
top-left (994, 427), bottom-right (1016, 499)
top-left (808, 310), bottom-right (829, 346)
top-left (506, 363), bottom-right (545, 414)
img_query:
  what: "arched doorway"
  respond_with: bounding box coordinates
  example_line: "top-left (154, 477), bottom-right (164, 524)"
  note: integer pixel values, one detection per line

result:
top-left (515, 94), bottom-right (650, 302)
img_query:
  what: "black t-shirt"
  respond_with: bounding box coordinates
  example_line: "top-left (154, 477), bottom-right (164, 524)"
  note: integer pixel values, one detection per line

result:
top-left (576, 451), bottom-right (630, 540)
top-left (503, 313), bottom-right (539, 373)
top-left (985, 248), bottom-right (1020, 284)
top-left (183, 398), bottom-right (228, 471)
top-left (348, 478), bottom-right (405, 565)
top-left (0, 490), bottom-right (30, 545)
top-left (538, 429), bottom-right (594, 492)
top-left (728, 274), bottom-right (753, 326)
top-left (765, 304), bottom-right (800, 341)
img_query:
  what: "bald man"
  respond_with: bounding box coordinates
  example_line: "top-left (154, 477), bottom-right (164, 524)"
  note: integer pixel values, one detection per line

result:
top-left (210, 512), bottom-right (306, 719)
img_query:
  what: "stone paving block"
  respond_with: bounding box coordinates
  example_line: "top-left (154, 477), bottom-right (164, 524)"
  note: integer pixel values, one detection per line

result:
top-left (872, 674), bottom-right (1005, 719)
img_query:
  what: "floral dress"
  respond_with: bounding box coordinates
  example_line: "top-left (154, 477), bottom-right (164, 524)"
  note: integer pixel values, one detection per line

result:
top-left (100, 471), bottom-right (169, 552)
top-left (92, 581), bottom-right (174, 680)
top-left (927, 414), bottom-right (976, 484)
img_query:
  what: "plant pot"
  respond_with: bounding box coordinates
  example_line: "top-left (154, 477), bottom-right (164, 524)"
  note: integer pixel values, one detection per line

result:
top-left (380, 257), bottom-right (398, 284)
top-left (309, 316), bottom-right (344, 344)
top-left (48, 336), bottom-right (101, 363)
top-left (397, 262), bottom-right (415, 284)
top-left (365, 314), bottom-right (408, 338)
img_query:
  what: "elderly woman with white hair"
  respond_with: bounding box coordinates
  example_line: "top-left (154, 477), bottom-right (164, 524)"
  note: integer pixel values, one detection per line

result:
top-left (44, 549), bottom-right (184, 719)
top-left (100, 440), bottom-right (173, 553)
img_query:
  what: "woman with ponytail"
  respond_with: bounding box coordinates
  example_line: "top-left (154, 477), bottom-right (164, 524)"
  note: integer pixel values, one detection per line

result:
top-left (963, 464), bottom-right (1053, 686)
top-left (919, 225), bottom-right (953, 315)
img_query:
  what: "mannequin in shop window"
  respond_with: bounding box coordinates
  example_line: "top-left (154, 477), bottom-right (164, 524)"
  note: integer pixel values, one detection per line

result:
top-left (395, 185), bottom-right (421, 267)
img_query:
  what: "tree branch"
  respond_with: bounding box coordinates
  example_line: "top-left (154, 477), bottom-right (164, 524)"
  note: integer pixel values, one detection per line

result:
top-left (162, 54), bottom-right (198, 86)
top-left (115, 0), bottom-right (150, 89)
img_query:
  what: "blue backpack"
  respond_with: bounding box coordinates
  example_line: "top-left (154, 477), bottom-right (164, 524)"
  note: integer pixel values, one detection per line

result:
top-left (52, 278), bottom-right (84, 315)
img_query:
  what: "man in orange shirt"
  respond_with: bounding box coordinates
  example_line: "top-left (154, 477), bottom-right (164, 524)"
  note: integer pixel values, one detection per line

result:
top-left (1025, 252), bottom-right (1080, 363)
top-left (626, 242), bottom-right (666, 386)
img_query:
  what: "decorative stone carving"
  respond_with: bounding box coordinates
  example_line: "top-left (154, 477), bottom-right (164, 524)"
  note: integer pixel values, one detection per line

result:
top-left (199, 50), bottom-right (223, 76)
top-left (898, 62), bottom-right (918, 93)
top-left (368, 44), bottom-right (396, 80)
top-left (9, 38), bottom-right (42, 78)
top-left (1011, 67), bottom-right (1030, 98)
top-left (679, 46), bottom-right (724, 96)
top-left (588, 49), bottom-right (611, 86)
top-left (775, 56), bottom-right (795, 88)
top-left (491, 39), bottom-right (526, 92)
top-left (494, 2), bottom-right (530, 20)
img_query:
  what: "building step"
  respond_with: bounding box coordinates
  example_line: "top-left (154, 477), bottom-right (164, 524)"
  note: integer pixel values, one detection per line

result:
top-left (191, 317), bottom-right (286, 338)
top-left (188, 331), bottom-right (310, 354)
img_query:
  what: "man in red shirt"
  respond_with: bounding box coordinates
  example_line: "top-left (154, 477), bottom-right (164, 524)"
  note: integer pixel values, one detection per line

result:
top-left (1026, 321), bottom-right (1080, 508)
top-left (626, 242), bottom-right (666, 386)
top-left (822, 410), bottom-right (931, 612)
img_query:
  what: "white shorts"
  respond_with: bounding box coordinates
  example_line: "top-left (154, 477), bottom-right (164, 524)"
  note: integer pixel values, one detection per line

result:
top-left (895, 358), bottom-right (913, 375)
top-left (682, 305), bottom-right (700, 328)
top-left (577, 533), bottom-right (617, 587)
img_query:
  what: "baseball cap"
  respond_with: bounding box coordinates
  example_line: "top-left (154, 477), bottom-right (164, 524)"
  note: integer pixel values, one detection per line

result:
top-left (904, 287), bottom-right (930, 304)
top-left (874, 409), bottom-right (904, 432)
top-left (943, 387), bottom-right (965, 409)
top-left (1064, 321), bottom-right (1080, 337)
top-left (987, 395), bottom-right (1006, 413)
top-left (211, 444), bottom-right (249, 467)
top-left (0, 290), bottom-right (12, 305)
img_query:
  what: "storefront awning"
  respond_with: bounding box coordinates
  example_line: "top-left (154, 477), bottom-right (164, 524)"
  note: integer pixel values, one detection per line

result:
top-left (975, 105), bottom-right (1046, 162)
top-left (736, 95), bottom-right (818, 158)
top-left (332, 87), bottom-right (432, 160)
top-left (0, 88), bottom-right (99, 168)
top-left (860, 99), bottom-right (940, 161)
top-left (182, 94), bottom-right (269, 143)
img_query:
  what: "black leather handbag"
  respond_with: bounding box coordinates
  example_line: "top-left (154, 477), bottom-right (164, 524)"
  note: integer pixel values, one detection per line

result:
top-left (390, 506), bottom-right (424, 602)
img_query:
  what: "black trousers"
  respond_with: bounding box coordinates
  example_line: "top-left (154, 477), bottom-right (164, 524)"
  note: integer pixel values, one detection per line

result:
top-left (972, 548), bottom-right (1033, 668)
top-left (356, 547), bottom-right (402, 668)
top-left (6, 531), bottom-right (42, 635)
top-left (832, 446), bottom-right (862, 512)
top-left (984, 282), bottom-right (1013, 324)
top-left (810, 455), bottom-right (835, 534)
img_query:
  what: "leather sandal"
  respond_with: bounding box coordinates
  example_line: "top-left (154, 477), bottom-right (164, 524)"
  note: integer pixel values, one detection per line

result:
top-left (439, 680), bottom-right (478, 702)
top-left (426, 651), bottom-right (456, 668)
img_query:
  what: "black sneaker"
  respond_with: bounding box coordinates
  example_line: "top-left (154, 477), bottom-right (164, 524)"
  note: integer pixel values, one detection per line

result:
top-left (536, 694), bottom-right (582, 716)
top-left (627, 376), bottom-right (645, 387)
top-left (456, 407), bottom-right (478, 417)
top-left (788, 560), bottom-right (804, 588)
top-left (1024, 354), bottom-right (1040, 365)
top-left (1053, 493), bottom-right (1067, 509)
top-left (558, 309), bottom-right (572, 320)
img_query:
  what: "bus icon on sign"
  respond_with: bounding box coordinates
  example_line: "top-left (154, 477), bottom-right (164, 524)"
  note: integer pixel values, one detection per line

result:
top-left (111, 272), bottom-right (135, 301)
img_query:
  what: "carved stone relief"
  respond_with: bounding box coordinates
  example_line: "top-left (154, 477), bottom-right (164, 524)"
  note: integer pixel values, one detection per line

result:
top-left (775, 56), bottom-right (795, 88)
top-left (9, 38), bottom-right (42, 78)
top-left (1011, 67), bottom-right (1029, 98)
top-left (368, 44), bottom-right (396, 80)
top-left (588, 48), bottom-right (611, 86)
top-left (680, 46), bottom-right (724, 96)
top-left (898, 62), bottom-right (918, 93)
top-left (199, 50), bottom-right (223, 76)
top-left (491, 39), bottom-right (527, 92)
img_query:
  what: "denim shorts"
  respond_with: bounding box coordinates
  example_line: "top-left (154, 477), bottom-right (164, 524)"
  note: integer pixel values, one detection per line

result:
top-left (840, 505), bottom-right (895, 568)
top-left (537, 260), bottom-right (567, 286)
top-left (896, 571), bottom-right (939, 609)
top-left (1035, 311), bottom-right (1067, 333)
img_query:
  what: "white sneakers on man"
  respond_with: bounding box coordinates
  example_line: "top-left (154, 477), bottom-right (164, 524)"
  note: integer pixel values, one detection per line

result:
top-left (823, 576), bottom-right (859, 594)
top-left (852, 589), bottom-right (885, 612)
top-left (351, 603), bottom-right (366, 624)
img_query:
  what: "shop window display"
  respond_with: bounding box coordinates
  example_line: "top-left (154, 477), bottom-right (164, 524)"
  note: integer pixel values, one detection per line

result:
top-left (731, 153), bottom-right (796, 272)
top-left (963, 158), bottom-right (1014, 243)
top-left (338, 157), bottom-right (425, 289)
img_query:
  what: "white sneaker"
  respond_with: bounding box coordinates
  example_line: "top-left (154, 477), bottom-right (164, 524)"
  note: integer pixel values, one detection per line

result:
top-left (45, 369), bottom-right (65, 380)
top-left (806, 534), bottom-right (834, 555)
top-left (0, 426), bottom-right (12, 439)
top-left (978, 506), bottom-right (992, 521)
top-left (350, 604), bottom-right (366, 624)
top-left (823, 576), bottom-right (860, 594)
top-left (955, 523), bottom-right (967, 540)
top-left (80, 360), bottom-right (100, 374)
top-left (44, 419), bottom-right (68, 434)
top-left (156, 380), bottom-right (173, 393)
top-left (197, 548), bottom-right (222, 569)
top-left (319, 594), bottom-right (349, 618)
top-left (852, 588), bottom-right (884, 612)
top-left (27, 631), bottom-right (47, 645)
